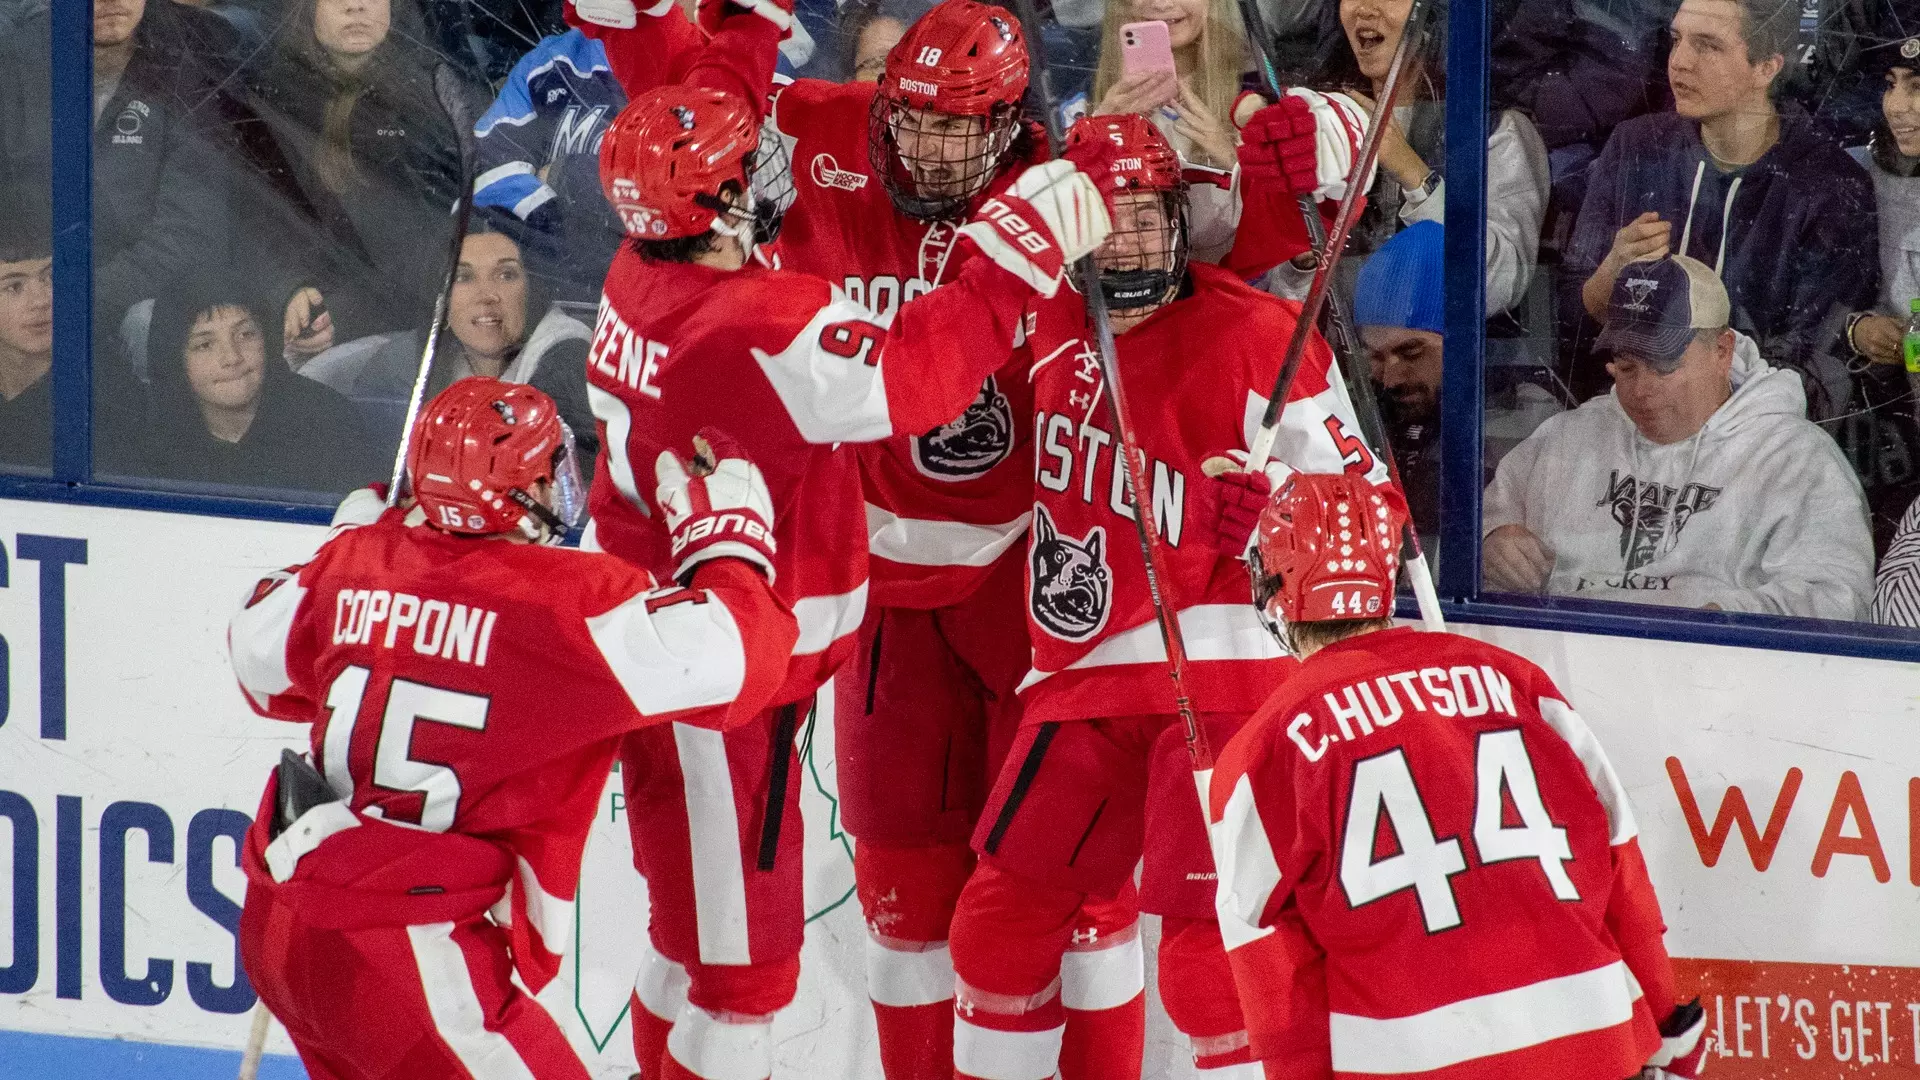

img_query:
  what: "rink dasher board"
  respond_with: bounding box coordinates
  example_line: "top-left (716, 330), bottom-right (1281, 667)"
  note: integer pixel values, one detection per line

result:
top-left (0, 497), bottom-right (1915, 1078)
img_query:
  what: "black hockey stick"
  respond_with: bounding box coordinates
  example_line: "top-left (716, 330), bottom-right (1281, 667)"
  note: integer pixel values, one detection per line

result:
top-left (1235, 0), bottom-right (1445, 630)
top-left (1007, 0), bottom-right (1213, 786)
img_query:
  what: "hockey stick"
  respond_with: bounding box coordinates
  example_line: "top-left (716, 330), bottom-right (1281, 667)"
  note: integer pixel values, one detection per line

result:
top-left (1007, 0), bottom-right (1213, 782)
top-left (386, 136), bottom-right (480, 505)
top-left (236, 999), bottom-right (272, 1080)
top-left (1235, 0), bottom-right (1446, 632)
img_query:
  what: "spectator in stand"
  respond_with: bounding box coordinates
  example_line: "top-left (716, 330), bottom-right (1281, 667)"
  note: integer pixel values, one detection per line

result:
top-left (241, 0), bottom-right (486, 368)
top-left (1265, 0), bottom-right (1550, 316)
top-left (1875, 494), bottom-right (1920, 624)
top-left (471, 27), bottom-right (628, 304)
top-left (843, 0), bottom-right (938, 83)
top-left (1836, 10), bottom-right (1920, 552)
top-left (1486, 255), bottom-right (1874, 620)
top-left (1088, 0), bottom-right (1252, 261)
top-left (1567, 0), bottom-right (1878, 418)
top-left (1356, 221), bottom-right (1561, 549)
top-left (299, 216), bottom-right (597, 466)
top-left (0, 0), bottom-right (234, 332)
top-left (0, 195), bottom-right (53, 473)
top-left (133, 276), bottom-right (380, 493)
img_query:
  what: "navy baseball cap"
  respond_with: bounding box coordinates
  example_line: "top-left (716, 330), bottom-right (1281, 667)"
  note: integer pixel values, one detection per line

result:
top-left (1596, 255), bottom-right (1730, 372)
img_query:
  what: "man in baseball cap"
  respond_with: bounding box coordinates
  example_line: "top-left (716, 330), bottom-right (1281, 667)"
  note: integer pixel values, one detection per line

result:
top-left (1479, 253), bottom-right (1874, 618)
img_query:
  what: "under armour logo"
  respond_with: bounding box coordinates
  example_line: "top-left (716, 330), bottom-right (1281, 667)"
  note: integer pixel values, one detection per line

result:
top-left (1070, 928), bottom-right (1099, 947)
top-left (1620, 276), bottom-right (1659, 314)
top-left (1068, 389), bottom-right (1094, 410)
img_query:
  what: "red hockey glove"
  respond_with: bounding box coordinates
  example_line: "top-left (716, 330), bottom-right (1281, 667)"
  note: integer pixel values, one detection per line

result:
top-left (696, 0), bottom-right (794, 36)
top-left (1644, 1000), bottom-right (1709, 1079)
top-left (959, 159), bottom-right (1111, 298)
top-left (1197, 455), bottom-right (1273, 557)
top-left (654, 428), bottom-right (778, 584)
top-left (1239, 95), bottom-right (1322, 199)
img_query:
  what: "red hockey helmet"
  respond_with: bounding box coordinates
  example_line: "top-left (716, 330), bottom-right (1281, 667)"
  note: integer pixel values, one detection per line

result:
top-left (408, 377), bottom-right (579, 541)
top-left (1066, 114), bottom-right (1188, 312)
top-left (868, 0), bottom-right (1030, 221)
top-left (600, 85), bottom-right (759, 240)
top-left (1252, 472), bottom-right (1407, 626)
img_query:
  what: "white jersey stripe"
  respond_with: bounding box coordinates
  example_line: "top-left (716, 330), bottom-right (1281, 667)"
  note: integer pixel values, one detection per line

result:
top-left (1328, 959), bottom-right (1642, 1075)
top-left (1018, 604), bottom-right (1283, 692)
top-left (866, 505), bottom-right (1031, 568)
top-left (953, 1019), bottom-right (1066, 1080)
top-left (512, 856), bottom-right (576, 960)
top-left (1211, 772), bottom-right (1284, 952)
top-left (406, 922), bottom-right (543, 1080)
top-left (865, 937), bottom-right (957, 1008)
top-left (585, 583), bottom-right (749, 716)
top-left (1059, 930), bottom-right (1145, 1012)
top-left (673, 723), bottom-right (753, 965)
top-left (229, 577), bottom-right (306, 701)
top-left (752, 294), bottom-right (898, 445)
top-left (1535, 696), bottom-right (1639, 845)
top-left (587, 383), bottom-right (646, 515)
top-left (793, 580), bottom-right (868, 656)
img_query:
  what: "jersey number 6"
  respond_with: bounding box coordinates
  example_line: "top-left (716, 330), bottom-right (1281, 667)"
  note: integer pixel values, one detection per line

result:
top-left (1341, 729), bottom-right (1580, 934)
top-left (319, 665), bottom-right (492, 833)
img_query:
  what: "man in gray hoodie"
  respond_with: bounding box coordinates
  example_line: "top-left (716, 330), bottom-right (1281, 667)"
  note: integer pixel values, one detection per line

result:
top-left (1485, 254), bottom-right (1875, 620)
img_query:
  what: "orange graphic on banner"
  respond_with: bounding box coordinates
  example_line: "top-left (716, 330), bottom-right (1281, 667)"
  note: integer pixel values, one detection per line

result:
top-left (1673, 958), bottom-right (1920, 1076)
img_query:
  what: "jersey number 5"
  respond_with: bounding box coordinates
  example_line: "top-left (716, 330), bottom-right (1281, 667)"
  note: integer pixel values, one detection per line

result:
top-left (320, 665), bottom-right (491, 833)
top-left (1341, 730), bottom-right (1579, 933)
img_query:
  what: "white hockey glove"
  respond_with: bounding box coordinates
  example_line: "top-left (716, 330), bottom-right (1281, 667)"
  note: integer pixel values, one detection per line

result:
top-left (573, 0), bottom-right (640, 28)
top-left (654, 428), bottom-right (778, 585)
top-left (958, 159), bottom-right (1111, 298)
top-left (1642, 1000), bottom-right (1709, 1079)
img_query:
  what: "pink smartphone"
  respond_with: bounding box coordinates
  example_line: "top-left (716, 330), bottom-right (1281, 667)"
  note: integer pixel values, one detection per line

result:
top-left (1119, 20), bottom-right (1177, 80)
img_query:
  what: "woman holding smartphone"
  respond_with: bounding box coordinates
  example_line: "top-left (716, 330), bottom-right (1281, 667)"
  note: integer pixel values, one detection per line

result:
top-left (1086, 0), bottom-right (1253, 261)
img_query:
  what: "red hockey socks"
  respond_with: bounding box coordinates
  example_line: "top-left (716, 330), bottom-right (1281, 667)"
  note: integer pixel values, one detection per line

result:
top-left (858, 842), bottom-right (977, 1080)
top-left (1058, 886), bottom-right (1145, 1080)
top-left (1158, 917), bottom-right (1259, 1075)
top-left (951, 861), bottom-right (1095, 1080)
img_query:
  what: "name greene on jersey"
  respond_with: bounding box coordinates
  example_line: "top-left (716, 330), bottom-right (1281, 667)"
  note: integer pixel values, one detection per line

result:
top-left (590, 303), bottom-right (667, 399)
top-left (1289, 664), bottom-right (1521, 763)
top-left (331, 588), bottom-right (500, 668)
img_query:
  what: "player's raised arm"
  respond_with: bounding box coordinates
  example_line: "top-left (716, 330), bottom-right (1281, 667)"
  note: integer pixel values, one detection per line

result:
top-left (582, 429), bottom-right (798, 734)
top-left (567, 0), bottom-right (786, 116)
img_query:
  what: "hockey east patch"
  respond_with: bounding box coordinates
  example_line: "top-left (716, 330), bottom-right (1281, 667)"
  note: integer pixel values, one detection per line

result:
top-left (1029, 503), bottom-right (1111, 642)
top-left (912, 376), bottom-right (1014, 481)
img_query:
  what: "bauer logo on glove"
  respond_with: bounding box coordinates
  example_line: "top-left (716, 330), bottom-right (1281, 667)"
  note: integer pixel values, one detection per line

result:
top-left (654, 430), bottom-right (780, 584)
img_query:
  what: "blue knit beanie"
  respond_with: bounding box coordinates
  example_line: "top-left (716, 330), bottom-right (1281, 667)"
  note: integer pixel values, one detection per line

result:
top-left (1353, 221), bottom-right (1444, 334)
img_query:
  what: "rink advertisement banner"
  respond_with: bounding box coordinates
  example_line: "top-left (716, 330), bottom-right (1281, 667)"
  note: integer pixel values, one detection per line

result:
top-left (0, 498), bottom-right (1918, 1078)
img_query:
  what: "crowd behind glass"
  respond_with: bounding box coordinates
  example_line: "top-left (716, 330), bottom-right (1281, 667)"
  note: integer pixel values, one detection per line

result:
top-left (3, 0), bottom-right (1918, 627)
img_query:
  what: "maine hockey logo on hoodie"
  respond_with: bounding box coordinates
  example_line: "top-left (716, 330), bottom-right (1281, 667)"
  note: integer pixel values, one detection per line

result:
top-left (913, 376), bottom-right (1015, 480)
top-left (1029, 504), bottom-right (1111, 641)
top-left (1600, 472), bottom-right (1724, 571)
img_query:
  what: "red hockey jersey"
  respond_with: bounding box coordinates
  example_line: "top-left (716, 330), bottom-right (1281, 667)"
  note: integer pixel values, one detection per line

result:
top-left (570, 1), bottom-right (1044, 611)
top-left (227, 510), bottom-right (797, 993)
top-left (1020, 262), bottom-right (1388, 724)
top-left (1207, 627), bottom-right (1678, 1080)
top-left (768, 78), bottom-right (1046, 610)
top-left (585, 245), bottom-right (1032, 702)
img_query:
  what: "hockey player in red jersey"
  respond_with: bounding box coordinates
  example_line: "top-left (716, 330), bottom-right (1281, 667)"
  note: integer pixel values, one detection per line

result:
top-left (585, 76), bottom-right (1109, 1079)
top-left (943, 113), bottom-right (1391, 1080)
top-left (227, 378), bottom-right (797, 1080)
top-left (1206, 471), bottom-right (1710, 1080)
top-left (560, 3), bottom-right (1366, 1069)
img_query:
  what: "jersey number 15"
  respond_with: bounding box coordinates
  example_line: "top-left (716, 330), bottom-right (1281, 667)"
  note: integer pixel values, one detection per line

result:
top-left (1341, 730), bottom-right (1580, 934)
top-left (320, 664), bottom-right (492, 833)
